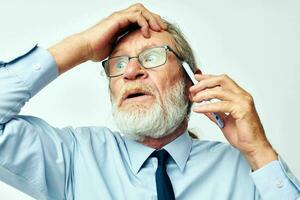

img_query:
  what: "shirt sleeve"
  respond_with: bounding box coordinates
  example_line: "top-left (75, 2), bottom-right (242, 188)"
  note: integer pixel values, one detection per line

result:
top-left (0, 46), bottom-right (75, 200)
top-left (251, 155), bottom-right (300, 200)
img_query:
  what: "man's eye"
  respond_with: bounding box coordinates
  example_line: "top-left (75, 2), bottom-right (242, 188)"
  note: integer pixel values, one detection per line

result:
top-left (144, 53), bottom-right (159, 63)
top-left (115, 61), bottom-right (127, 69)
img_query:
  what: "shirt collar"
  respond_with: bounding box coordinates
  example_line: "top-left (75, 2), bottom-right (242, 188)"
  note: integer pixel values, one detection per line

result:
top-left (124, 131), bottom-right (192, 174)
top-left (163, 131), bottom-right (192, 172)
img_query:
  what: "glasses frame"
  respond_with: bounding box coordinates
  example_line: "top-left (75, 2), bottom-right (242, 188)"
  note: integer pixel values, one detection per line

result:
top-left (101, 45), bottom-right (183, 78)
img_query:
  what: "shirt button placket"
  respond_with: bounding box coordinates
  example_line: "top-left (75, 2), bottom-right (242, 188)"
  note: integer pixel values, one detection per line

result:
top-left (275, 178), bottom-right (284, 189)
top-left (33, 63), bottom-right (41, 70)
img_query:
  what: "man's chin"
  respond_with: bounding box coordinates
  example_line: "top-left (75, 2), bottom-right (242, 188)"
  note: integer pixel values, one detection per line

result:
top-left (118, 101), bottom-right (154, 113)
top-left (121, 124), bottom-right (178, 142)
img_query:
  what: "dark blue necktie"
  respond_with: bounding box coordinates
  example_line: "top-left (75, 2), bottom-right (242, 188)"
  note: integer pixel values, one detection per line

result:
top-left (151, 149), bottom-right (175, 200)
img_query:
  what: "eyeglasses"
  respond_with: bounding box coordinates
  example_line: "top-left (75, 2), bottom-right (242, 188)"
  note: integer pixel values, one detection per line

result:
top-left (102, 45), bottom-right (183, 77)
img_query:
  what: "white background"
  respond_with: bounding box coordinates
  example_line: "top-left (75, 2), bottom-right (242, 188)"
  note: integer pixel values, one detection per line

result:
top-left (0, 0), bottom-right (299, 199)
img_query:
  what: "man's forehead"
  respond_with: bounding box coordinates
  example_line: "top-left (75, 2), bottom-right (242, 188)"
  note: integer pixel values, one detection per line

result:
top-left (111, 30), bottom-right (174, 56)
top-left (112, 43), bottom-right (165, 56)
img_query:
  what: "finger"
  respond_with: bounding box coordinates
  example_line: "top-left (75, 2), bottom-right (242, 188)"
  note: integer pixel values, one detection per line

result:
top-left (137, 17), bottom-right (150, 38)
top-left (141, 10), bottom-right (161, 31)
top-left (109, 23), bottom-right (140, 44)
top-left (194, 74), bottom-right (215, 82)
top-left (192, 87), bottom-right (239, 103)
top-left (127, 3), bottom-right (162, 31)
top-left (127, 11), bottom-right (150, 37)
top-left (151, 13), bottom-right (167, 30)
top-left (192, 101), bottom-right (233, 114)
top-left (193, 74), bottom-right (242, 94)
top-left (190, 78), bottom-right (222, 94)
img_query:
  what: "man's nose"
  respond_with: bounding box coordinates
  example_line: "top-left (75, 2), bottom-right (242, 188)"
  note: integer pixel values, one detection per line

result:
top-left (123, 58), bottom-right (148, 80)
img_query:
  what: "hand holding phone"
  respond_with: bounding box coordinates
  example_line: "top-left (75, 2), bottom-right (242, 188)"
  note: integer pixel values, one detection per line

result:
top-left (182, 62), bottom-right (224, 128)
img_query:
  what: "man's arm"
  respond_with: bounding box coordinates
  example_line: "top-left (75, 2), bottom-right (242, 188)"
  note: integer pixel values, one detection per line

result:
top-left (0, 3), bottom-right (166, 199)
top-left (48, 3), bottom-right (166, 75)
top-left (189, 73), bottom-right (300, 199)
top-left (0, 45), bottom-right (70, 199)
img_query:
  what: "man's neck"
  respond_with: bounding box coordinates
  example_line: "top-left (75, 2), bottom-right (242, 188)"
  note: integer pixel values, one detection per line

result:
top-left (141, 120), bottom-right (188, 149)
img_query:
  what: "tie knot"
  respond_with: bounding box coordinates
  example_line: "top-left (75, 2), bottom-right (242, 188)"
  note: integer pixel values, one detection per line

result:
top-left (151, 149), bottom-right (170, 166)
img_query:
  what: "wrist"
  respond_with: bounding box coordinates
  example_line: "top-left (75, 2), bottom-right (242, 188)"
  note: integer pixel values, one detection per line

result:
top-left (48, 33), bottom-right (89, 75)
top-left (243, 145), bottom-right (278, 171)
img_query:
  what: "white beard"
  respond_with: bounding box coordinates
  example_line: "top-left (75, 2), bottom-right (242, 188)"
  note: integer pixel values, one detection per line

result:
top-left (111, 79), bottom-right (188, 141)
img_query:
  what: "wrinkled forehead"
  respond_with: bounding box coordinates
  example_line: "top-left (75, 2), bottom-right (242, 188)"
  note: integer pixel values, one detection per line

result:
top-left (111, 29), bottom-right (175, 57)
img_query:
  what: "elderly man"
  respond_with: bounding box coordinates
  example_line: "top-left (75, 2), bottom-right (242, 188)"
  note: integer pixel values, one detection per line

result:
top-left (0, 4), bottom-right (299, 200)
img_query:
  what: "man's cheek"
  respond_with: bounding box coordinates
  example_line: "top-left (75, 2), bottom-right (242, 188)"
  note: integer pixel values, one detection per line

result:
top-left (109, 90), bottom-right (118, 105)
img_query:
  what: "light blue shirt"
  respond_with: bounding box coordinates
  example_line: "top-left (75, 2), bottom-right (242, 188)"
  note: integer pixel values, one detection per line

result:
top-left (0, 46), bottom-right (300, 200)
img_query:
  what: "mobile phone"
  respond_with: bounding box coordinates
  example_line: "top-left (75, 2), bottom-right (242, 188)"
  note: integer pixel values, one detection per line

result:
top-left (182, 61), bottom-right (224, 128)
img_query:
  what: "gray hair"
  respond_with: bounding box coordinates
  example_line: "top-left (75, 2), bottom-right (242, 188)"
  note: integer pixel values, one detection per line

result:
top-left (163, 19), bottom-right (199, 74)
top-left (162, 19), bottom-right (200, 118)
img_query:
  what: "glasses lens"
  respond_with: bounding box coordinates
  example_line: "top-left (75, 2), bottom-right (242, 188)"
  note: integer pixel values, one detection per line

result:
top-left (106, 56), bottom-right (129, 77)
top-left (139, 47), bottom-right (166, 68)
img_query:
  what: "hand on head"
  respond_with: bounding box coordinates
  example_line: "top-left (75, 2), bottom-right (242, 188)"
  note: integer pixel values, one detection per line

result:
top-left (48, 3), bottom-right (167, 74)
top-left (81, 3), bottom-right (167, 62)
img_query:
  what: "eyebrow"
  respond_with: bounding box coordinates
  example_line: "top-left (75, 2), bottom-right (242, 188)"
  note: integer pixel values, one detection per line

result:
top-left (110, 43), bottom-right (163, 58)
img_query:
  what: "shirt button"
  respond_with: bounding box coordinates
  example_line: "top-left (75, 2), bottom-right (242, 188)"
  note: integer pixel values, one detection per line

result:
top-left (275, 179), bottom-right (284, 188)
top-left (286, 170), bottom-right (293, 178)
top-left (33, 63), bottom-right (41, 70)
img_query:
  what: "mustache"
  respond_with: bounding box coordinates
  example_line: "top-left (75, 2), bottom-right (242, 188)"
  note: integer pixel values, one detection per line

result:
top-left (116, 81), bottom-right (156, 105)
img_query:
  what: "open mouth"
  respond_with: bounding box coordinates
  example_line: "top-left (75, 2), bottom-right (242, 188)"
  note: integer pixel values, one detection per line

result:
top-left (122, 89), bottom-right (153, 101)
top-left (126, 92), bottom-right (147, 99)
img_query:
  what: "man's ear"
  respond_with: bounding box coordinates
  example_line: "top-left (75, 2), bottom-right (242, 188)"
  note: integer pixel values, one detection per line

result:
top-left (185, 68), bottom-right (202, 87)
top-left (188, 69), bottom-right (202, 87)
top-left (194, 69), bottom-right (202, 75)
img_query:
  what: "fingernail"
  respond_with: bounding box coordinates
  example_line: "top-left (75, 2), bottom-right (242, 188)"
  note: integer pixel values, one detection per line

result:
top-left (144, 28), bottom-right (150, 38)
top-left (154, 23), bottom-right (161, 31)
